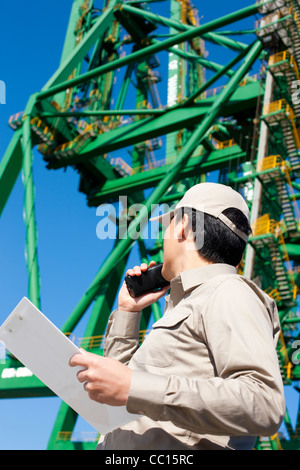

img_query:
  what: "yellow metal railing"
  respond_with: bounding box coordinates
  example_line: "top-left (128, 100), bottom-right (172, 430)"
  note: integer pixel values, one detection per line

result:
top-left (269, 49), bottom-right (290, 66)
top-left (57, 431), bottom-right (100, 442)
top-left (77, 335), bottom-right (104, 349)
top-left (54, 123), bottom-right (96, 155)
top-left (214, 139), bottom-right (236, 150)
top-left (239, 73), bottom-right (262, 87)
top-left (8, 111), bottom-right (24, 125)
top-left (263, 99), bottom-right (282, 116)
top-left (292, 55), bottom-right (300, 82)
top-left (252, 214), bottom-right (298, 299)
top-left (110, 157), bottom-right (133, 175)
top-left (282, 166), bottom-right (300, 221)
top-left (64, 329), bottom-right (151, 349)
top-left (269, 50), bottom-right (300, 81)
top-left (263, 98), bottom-right (295, 118)
top-left (279, 330), bottom-right (293, 380)
top-left (270, 433), bottom-right (283, 450)
top-left (30, 117), bottom-right (55, 143)
top-left (57, 432), bottom-right (72, 441)
top-left (265, 287), bottom-right (282, 302)
top-left (257, 156), bottom-right (300, 221)
top-left (8, 113), bottom-right (56, 142)
top-left (251, 214), bottom-right (279, 237)
top-left (293, 10), bottom-right (300, 31)
top-left (262, 100), bottom-right (300, 148)
top-left (256, 154), bottom-right (287, 173)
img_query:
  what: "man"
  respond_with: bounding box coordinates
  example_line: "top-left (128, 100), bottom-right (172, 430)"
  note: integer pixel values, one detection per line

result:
top-left (70, 182), bottom-right (286, 450)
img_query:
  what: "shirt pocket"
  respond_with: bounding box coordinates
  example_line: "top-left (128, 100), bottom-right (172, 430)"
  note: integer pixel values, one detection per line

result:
top-left (133, 310), bottom-right (191, 368)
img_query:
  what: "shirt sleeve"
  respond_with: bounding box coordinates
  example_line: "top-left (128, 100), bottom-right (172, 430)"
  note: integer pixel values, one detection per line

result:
top-left (126, 277), bottom-right (286, 437)
top-left (103, 309), bottom-right (141, 365)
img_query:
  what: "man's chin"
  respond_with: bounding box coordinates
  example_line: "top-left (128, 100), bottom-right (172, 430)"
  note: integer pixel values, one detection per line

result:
top-left (161, 264), bottom-right (172, 282)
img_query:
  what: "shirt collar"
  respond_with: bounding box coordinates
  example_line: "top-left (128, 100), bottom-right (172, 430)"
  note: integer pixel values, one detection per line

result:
top-left (169, 263), bottom-right (237, 301)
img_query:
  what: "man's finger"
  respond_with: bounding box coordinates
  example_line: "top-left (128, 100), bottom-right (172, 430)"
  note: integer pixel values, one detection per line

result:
top-left (69, 353), bottom-right (89, 367)
top-left (126, 261), bottom-right (157, 277)
top-left (77, 369), bottom-right (89, 383)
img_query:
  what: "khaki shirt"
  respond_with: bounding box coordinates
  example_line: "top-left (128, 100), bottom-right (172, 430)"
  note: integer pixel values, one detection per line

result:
top-left (97, 263), bottom-right (285, 450)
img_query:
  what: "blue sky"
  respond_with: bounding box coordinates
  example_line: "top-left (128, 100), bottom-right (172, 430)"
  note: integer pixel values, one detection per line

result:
top-left (0, 0), bottom-right (298, 450)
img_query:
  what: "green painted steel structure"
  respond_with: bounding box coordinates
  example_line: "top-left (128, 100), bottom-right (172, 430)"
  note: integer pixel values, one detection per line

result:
top-left (2, 0), bottom-right (300, 450)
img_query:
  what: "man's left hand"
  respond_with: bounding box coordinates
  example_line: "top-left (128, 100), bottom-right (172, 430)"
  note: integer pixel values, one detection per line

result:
top-left (69, 350), bottom-right (132, 406)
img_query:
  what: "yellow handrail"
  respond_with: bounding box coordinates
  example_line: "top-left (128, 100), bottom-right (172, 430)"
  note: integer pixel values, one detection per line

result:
top-left (252, 214), bottom-right (297, 296)
top-left (279, 330), bottom-right (293, 380)
top-left (265, 287), bottom-right (282, 302)
top-left (269, 50), bottom-right (289, 66)
top-left (251, 214), bottom-right (277, 237)
top-left (8, 111), bottom-right (24, 124)
top-left (268, 49), bottom-right (300, 81)
top-left (30, 117), bottom-right (55, 142)
top-left (290, 55), bottom-right (300, 82)
top-left (256, 155), bottom-right (286, 173)
top-left (215, 139), bottom-right (236, 150)
top-left (64, 329), bottom-right (152, 349)
top-left (270, 433), bottom-right (283, 450)
top-left (262, 100), bottom-right (300, 149)
top-left (56, 431), bottom-right (100, 442)
top-left (257, 155), bottom-right (300, 222)
top-left (263, 99), bottom-right (294, 117)
top-left (110, 157), bottom-right (133, 175)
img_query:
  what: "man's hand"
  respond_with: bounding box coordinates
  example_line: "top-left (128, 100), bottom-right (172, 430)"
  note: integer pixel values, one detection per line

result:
top-left (69, 350), bottom-right (132, 406)
top-left (119, 260), bottom-right (169, 312)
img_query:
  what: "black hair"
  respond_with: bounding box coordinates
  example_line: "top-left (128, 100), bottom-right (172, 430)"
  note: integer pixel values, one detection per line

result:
top-left (176, 206), bottom-right (252, 267)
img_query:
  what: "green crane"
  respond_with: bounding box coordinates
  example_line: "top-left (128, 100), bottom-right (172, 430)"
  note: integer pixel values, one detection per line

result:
top-left (1, 0), bottom-right (300, 450)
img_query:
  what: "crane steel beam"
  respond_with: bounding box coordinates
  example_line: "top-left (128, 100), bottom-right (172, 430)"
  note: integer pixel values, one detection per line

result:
top-left (87, 145), bottom-right (246, 206)
top-left (121, 3), bottom-right (249, 52)
top-left (36, 2), bottom-right (267, 101)
top-left (46, 81), bottom-right (262, 170)
top-left (0, 129), bottom-right (23, 216)
top-left (21, 105), bottom-right (41, 309)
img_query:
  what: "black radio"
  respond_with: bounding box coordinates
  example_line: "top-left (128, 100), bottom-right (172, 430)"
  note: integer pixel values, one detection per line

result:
top-left (125, 263), bottom-right (170, 298)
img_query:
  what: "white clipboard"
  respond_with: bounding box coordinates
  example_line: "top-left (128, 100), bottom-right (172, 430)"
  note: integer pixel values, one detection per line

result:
top-left (0, 297), bottom-right (139, 434)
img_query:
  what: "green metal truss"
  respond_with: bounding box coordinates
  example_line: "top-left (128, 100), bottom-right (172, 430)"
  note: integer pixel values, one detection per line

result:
top-left (2, 0), bottom-right (300, 450)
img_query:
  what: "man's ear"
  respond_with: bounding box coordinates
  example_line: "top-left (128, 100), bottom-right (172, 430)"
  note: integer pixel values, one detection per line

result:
top-left (175, 213), bottom-right (190, 241)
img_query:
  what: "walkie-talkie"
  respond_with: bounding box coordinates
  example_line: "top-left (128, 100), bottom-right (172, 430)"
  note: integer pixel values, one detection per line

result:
top-left (125, 263), bottom-right (170, 298)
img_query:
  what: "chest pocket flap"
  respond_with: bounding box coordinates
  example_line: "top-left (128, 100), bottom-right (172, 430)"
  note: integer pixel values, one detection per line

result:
top-left (133, 309), bottom-right (191, 368)
top-left (152, 310), bottom-right (191, 329)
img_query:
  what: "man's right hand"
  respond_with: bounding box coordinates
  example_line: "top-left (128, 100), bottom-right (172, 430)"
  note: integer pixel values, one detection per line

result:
top-left (118, 260), bottom-right (169, 312)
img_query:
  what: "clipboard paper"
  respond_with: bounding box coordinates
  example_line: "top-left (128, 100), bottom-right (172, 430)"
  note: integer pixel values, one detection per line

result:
top-left (0, 297), bottom-right (139, 434)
